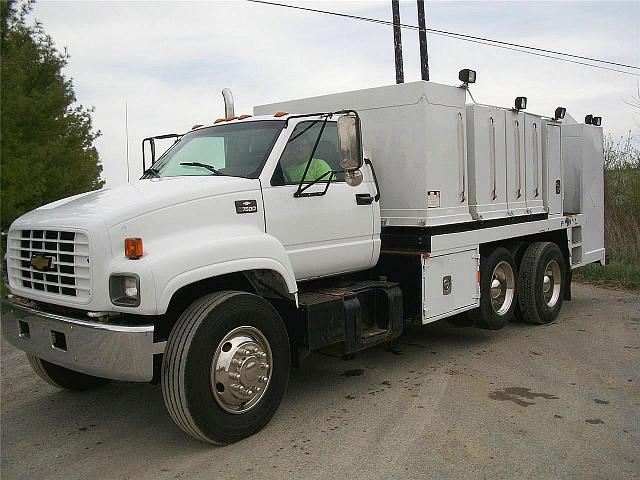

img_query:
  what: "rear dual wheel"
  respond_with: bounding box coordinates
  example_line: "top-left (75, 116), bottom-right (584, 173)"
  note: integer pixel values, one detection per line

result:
top-left (517, 242), bottom-right (566, 325)
top-left (472, 247), bottom-right (518, 330)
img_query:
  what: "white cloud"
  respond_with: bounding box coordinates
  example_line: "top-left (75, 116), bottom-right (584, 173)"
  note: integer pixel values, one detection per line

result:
top-left (29, 0), bottom-right (640, 186)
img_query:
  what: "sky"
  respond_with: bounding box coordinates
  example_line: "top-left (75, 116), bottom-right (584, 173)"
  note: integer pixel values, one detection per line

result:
top-left (28, 0), bottom-right (640, 186)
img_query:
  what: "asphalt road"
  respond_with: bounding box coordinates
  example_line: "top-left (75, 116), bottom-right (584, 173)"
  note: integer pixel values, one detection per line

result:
top-left (1, 283), bottom-right (639, 480)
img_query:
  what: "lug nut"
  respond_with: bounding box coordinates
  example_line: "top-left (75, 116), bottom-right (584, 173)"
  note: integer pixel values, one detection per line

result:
top-left (260, 363), bottom-right (270, 370)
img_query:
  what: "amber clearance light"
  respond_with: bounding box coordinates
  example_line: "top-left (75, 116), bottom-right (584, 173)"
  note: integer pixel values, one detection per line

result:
top-left (125, 237), bottom-right (143, 260)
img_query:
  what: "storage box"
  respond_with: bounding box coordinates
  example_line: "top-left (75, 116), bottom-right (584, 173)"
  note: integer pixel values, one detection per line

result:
top-left (255, 81), bottom-right (473, 227)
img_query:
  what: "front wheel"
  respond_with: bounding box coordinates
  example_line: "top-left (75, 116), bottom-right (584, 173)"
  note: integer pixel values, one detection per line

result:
top-left (27, 354), bottom-right (110, 391)
top-left (161, 291), bottom-right (290, 444)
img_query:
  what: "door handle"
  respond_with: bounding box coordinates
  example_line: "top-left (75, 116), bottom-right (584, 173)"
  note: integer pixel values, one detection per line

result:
top-left (356, 194), bottom-right (374, 205)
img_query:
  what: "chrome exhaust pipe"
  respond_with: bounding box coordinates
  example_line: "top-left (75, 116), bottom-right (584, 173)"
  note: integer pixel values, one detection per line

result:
top-left (222, 88), bottom-right (234, 118)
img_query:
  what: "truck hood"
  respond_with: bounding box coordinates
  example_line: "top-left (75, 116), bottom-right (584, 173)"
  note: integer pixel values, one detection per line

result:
top-left (12, 176), bottom-right (262, 229)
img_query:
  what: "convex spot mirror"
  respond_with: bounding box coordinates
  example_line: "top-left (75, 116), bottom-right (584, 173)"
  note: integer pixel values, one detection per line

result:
top-left (337, 114), bottom-right (363, 171)
top-left (345, 169), bottom-right (363, 187)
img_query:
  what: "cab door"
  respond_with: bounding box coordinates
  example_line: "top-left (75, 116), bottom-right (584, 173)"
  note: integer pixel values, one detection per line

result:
top-left (261, 120), bottom-right (377, 280)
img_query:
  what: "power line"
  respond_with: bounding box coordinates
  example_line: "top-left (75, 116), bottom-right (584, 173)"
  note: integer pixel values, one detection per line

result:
top-left (245, 0), bottom-right (640, 77)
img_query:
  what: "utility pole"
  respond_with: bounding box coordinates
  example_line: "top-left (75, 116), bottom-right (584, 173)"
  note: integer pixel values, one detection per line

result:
top-left (417, 0), bottom-right (429, 81)
top-left (391, 0), bottom-right (404, 84)
top-left (125, 101), bottom-right (130, 183)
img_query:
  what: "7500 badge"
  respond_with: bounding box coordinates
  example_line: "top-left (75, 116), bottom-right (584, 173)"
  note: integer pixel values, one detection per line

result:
top-left (235, 200), bottom-right (258, 214)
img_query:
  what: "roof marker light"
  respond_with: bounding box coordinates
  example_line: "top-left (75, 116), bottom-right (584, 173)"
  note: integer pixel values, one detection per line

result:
top-left (458, 68), bottom-right (476, 85)
top-left (585, 114), bottom-right (593, 125)
top-left (554, 107), bottom-right (566, 120)
top-left (514, 97), bottom-right (527, 111)
top-left (274, 111), bottom-right (289, 117)
top-left (237, 114), bottom-right (252, 120)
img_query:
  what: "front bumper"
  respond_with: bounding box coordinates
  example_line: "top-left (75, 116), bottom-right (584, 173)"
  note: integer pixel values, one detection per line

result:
top-left (1, 299), bottom-right (162, 382)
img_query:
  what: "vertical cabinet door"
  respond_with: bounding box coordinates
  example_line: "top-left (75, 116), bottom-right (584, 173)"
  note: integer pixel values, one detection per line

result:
top-left (543, 122), bottom-right (563, 215)
top-left (505, 111), bottom-right (527, 216)
top-left (523, 113), bottom-right (545, 214)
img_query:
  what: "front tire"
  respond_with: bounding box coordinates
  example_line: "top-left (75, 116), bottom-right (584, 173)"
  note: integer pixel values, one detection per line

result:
top-left (27, 354), bottom-right (110, 391)
top-left (518, 242), bottom-right (566, 325)
top-left (161, 291), bottom-right (290, 444)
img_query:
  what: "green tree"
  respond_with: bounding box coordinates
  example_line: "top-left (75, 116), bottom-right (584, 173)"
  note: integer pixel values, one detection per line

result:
top-left (1, 0), bottom-right (104, 229)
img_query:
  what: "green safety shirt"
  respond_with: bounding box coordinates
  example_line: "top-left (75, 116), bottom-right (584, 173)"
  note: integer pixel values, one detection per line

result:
top-left (284, 158), bottom-right (333, 183)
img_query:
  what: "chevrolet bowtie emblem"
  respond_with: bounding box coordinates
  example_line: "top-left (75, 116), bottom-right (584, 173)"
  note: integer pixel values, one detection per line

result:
top-left (31, 255), bottom-right (53, 271)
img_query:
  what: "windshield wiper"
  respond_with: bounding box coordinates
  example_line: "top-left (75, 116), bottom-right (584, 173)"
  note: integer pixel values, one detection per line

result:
top-left (179, 162), bottom-right (223, 175)
top-left (142, 168), bottom-right (160, 178)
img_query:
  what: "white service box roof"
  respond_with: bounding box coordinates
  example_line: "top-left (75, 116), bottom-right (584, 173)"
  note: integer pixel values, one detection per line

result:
top-left (255, 81), bottom-right (473, 227)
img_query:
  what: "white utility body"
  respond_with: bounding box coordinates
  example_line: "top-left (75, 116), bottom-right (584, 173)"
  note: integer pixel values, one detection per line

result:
top-left (2, 77), bottom-right (605, 444)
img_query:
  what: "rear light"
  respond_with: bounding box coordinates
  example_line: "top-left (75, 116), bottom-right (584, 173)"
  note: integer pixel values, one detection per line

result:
top-left (125, 238), bottom-right (143, 260)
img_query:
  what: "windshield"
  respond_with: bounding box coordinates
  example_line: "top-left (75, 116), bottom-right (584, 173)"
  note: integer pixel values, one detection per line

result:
top-left (149, 120), bottom-right (284, 178)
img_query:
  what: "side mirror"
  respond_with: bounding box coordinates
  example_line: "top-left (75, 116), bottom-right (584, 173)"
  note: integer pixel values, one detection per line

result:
top-left (337, 114), bottom-right (363, 171)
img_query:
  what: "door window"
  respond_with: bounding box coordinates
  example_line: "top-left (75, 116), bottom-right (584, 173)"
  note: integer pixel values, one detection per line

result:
top-left (272, 121), bottom-right (345, 186)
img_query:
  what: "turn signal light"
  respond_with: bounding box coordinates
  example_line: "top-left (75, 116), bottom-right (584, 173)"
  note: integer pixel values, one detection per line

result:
top-left (125, 238), bottom-right (143, 260)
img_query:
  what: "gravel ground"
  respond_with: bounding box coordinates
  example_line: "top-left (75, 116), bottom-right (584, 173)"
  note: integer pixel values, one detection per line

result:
top-left (1, 283), bottom-right (639, 480)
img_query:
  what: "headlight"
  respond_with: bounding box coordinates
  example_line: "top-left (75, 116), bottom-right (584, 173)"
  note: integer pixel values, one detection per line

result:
top-left (109, 274), bottom-right (140, 307)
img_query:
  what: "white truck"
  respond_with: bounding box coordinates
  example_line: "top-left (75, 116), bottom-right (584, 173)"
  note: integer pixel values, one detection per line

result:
top-left (1, 70), bottom-right (605, 444)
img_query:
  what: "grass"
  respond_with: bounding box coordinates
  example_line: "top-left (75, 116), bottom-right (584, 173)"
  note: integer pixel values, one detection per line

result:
top-left (574, 260), bottom-right (640, 290)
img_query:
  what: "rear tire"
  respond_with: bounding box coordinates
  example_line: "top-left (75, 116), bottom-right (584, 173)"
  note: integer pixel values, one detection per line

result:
top-left (470, 247), bottom-right (518, 330)
top-left (518, 242), bottom-right (566, 325)
top-left (26, 354), bottom-right (110, 391)
top-left (161, 291), bottom-right (290, 444)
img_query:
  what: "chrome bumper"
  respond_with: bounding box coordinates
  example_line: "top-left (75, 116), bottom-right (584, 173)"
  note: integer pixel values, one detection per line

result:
top-left (1, 299), bottom-right (161, 382)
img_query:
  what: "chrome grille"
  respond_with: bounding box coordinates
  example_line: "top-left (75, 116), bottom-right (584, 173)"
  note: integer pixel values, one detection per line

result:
top-left (7, 229), bottom-right (91, 300)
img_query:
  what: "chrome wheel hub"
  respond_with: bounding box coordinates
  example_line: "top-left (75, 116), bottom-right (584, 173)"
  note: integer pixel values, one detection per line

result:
top-left (210, 326), bottom-right (272, 414)
top-left (543, 260), bottom-right (561, 308)
top-left (490, 261), bottom-right (515, 316)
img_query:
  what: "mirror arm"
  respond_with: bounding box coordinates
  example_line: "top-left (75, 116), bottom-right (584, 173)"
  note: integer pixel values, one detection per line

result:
top-left (294, 170), bottom-right (335, 198)
top-left (364, 158), bottom-right (381, 202)
top-left (294, 117), bottom-right (329, 196)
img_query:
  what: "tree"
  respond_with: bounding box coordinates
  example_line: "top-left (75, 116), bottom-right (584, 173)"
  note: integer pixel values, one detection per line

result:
top-left (1, 0), bottom-right (104, 229)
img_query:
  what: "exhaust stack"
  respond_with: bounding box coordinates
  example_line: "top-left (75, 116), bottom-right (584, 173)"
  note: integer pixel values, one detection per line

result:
top-left (222, 88), bottom-right (235, 118)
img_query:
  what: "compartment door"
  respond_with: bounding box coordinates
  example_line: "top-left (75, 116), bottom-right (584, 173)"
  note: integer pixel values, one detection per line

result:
top-left (505, 111), bottom-right (527, 216)
top-left (524, 114), bottom-right (545, 214)
top-left (543, 123), bottom-right (562, 215)
top-left (422, 248), bottom-right (479, 323)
